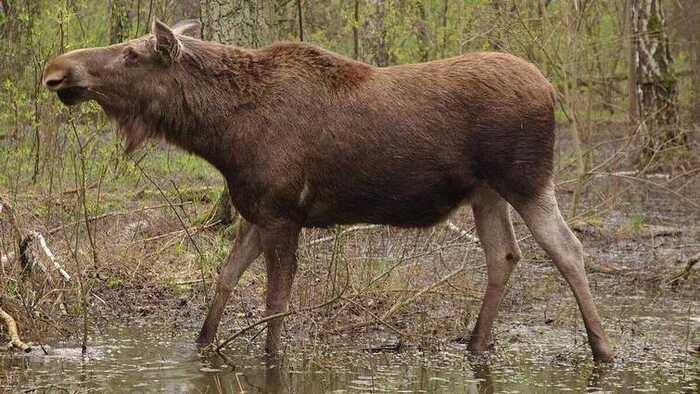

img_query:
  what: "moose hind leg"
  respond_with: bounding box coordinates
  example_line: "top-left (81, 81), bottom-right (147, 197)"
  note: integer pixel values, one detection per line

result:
top-left (468, 186), bottom-right (522, 352)
top-left (197, 220), bottom-right (262, 346)
top-left (511, 185), bottom-right (613, 362)
top-left (260, 222), bottom-right (300, 355)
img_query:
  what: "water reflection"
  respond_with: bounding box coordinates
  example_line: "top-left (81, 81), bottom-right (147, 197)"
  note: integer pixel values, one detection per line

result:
top-left (0, 324), bottom-right (698, 393)
top-left (470, 358), bottom-right (494, 394)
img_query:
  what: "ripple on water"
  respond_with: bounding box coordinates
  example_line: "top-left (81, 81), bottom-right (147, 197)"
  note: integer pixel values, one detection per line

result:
top-left (0, 313), bottom-right (698, 393)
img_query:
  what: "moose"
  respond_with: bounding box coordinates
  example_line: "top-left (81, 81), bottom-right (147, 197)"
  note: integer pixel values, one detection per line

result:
top-left (43, 19), bottom-right (613, 362)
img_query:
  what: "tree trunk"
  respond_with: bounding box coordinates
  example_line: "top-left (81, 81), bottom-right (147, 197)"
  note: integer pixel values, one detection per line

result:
top-left (629, 0), bottom-right (684, 165)
top-left (109, 0), bottom-right (131, 44)
top-left (440, 0), bottom-right (449, 58)
top-left (0, 0), bottom-right (15, 80)
top-left (564, 0), bottom-right (586, 217)
top-left (174, 0), bottom-right (202, 22)
top-left (296, 0), bottom-right (304, 41)
top-left (415, 0), bottom-right (430, 62)
top-left (370, 0), bottom-right (388, 66)
top-left (352, 0), bottom-right (360, 60)
top-left (693, 31), bottom-right (700, 126)
top-left (490, 0), bottom-right (506, 51)
top-left (693, 35), bottom-right (700, 127)
top-left (675, 0), bottom-right (700, 126)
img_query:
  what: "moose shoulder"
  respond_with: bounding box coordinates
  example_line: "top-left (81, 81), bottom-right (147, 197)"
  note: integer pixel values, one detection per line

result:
top-left (43, 19), bottom-right (614, 362)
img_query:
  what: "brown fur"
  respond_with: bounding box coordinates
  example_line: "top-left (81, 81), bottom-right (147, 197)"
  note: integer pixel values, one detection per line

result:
top-left (43, 25), bottom-right (556, 225)
top-left (43, 20), bottom-right (613, 361)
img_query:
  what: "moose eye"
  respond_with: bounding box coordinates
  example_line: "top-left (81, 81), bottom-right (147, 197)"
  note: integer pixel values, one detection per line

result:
top-left (123, 47), bottom-right (139, 65)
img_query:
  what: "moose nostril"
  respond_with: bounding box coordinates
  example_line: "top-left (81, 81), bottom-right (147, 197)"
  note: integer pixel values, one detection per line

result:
top-left (45, 76), bottom-right (65, 89)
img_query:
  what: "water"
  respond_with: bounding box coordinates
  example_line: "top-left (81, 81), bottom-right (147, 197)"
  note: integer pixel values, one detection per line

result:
top-left (1, 319), bottom-right (698, 393)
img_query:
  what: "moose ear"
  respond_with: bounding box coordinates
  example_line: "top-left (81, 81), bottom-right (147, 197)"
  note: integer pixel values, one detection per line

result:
top-left (152, 18), bottom-right (181, 62)
top-left (172, 19), bottom-right (201, 38)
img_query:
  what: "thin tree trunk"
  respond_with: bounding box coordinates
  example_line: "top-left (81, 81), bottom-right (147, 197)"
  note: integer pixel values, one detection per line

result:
top-left (565, 0), bottom-right (585, 217)
top-left (676, 0), bottom-right (700, 125)
top-left (440, 0), bottom-right (449, 58)
top-left (490, 0), bottom-right (506, 50)
top-left (693, 36), bottom-right (700, 126)
top-left (175, 0), bottom-right (202, 22)
top-left (371, 0), bottom-right (388, 66)
top-left (628, 0), bottom-right (637, 121)
top-left (0, 0), bottom-right (14, 47)
top-left (415, 1), bottom-right (430, 62)
top-left (352, 0), bottom-right (359, 60)
top-left (296, 0), bottom-right (304, 41)
top-left (630, 0), bottom-right (684, 165)
top-left (109, 0), bottom-right (131, 44)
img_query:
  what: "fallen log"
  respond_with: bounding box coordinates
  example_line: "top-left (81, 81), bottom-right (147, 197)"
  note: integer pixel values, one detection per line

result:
top-left (0, 196), bottom-right (70, 281)
top-left (0, 306), bottom-right (31, 352)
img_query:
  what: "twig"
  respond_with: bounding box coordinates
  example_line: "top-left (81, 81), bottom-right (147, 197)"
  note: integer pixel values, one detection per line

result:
top-left (129, 222), bottom-right (219, 245)
top-left (592, 171), bottom-right (699, 209)
top-left (444, 220), bottom-right (478, 242)
top-left (216, 233), bottom-right (352, 352)
top-left (382, 266), bottom-right (466, 321)
top-left (69, 119), bottom-right (100, 269)
top-left (175, 279), bottom-right (204, 285)
top-left (0, 306), bottom-right (31, 352)
top-left (606, 170), bottom-right (670, 180)
top-left (215, 290), bottom-right (346, 352)
top-left (0, 251), bottom-right (12, 265)
top-left (47, 202), bottom-right (192, 234)
top-left (29, 231), bottom-right (70, 281)
top-left (307, 224), bottom-right (380, 246)
top-left (666, 253), bottom-right (700, 285)
top-left (62, 182), bottom-right (98, 195)
top-left (307, 221), bottom-right (477, 247)
top-left (340, 296), bottom-right (405, 338)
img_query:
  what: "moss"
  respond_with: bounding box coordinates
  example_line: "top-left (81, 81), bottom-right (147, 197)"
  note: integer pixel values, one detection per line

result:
top-left (647, 13), bottom-right (662, 35)
top-left (107, 277), bottom-right (123, 289)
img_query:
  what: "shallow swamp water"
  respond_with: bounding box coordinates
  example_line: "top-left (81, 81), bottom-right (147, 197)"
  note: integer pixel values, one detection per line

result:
top-left (1, 293), bottom-right (697, 394)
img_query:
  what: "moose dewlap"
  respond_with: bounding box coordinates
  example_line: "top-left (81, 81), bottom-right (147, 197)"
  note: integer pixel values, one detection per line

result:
top-left (43, 18), bottom-right (613, 362)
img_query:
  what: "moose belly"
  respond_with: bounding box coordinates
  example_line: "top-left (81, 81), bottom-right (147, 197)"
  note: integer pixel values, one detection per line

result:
top-left (302, 170), bottom-right (476, 228)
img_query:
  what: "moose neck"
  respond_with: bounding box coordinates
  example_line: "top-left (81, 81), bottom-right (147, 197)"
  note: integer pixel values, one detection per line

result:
top-left (120, 42), bottom-right (261, 175)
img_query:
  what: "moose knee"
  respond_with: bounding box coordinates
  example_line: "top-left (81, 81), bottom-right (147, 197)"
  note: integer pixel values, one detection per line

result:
top-left (552, 235), bottom-right (588, 279)
top-left (216, 274), bottom-right (236, 294)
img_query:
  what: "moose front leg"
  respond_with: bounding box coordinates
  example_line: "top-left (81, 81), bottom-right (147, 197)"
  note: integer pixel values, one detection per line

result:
top-left (197, 220), bottom-right (262, 346)
top-left (260, 222), bottom-right (301, 355)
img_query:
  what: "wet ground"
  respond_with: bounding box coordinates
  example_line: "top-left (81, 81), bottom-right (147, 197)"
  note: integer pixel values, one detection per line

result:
top-left (2, 293), bottom-right (697, 393)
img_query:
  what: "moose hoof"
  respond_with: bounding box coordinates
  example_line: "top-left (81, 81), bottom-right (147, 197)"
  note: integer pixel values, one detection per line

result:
top-left (466, 336), bottom-right (494, 354)
top-left (195, 332), bottom-right (215, 348)
top-left (593, 349), bottom-right (615, 364)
